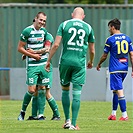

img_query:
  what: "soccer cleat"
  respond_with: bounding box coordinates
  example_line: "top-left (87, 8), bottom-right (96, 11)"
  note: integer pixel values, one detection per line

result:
top-left (18, 111), bottom-right (25, 121)
top-left (108, 115), bottom-right (116, 120)
top-left (63, 120), bottom-right (71, 129)
top-left (119, 116), bottom-right (128, 121)
top-left (38, 116), bottom-right (46, 120)
top-left (69, 125), bottom-right (80, 130)
top-left (27, 116), bottom-right (38, 120)
top-left (51, 116), bottom-right (60, 120)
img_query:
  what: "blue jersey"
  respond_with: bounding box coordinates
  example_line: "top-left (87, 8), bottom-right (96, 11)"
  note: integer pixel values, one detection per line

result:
top-left (104, 33), bottom-right (133, 73)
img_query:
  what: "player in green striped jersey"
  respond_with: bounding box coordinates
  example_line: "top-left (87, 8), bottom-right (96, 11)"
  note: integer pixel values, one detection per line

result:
top-left (17, 12), bottom-right (50, 120)
top-left (26, 32), bottom-right (60, 120)
top-left (45, 7), bottom-right (95, 130)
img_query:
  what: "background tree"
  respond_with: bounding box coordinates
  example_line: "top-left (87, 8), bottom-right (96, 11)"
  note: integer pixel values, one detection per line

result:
top-left (0, 0), bottom-right (133, 4)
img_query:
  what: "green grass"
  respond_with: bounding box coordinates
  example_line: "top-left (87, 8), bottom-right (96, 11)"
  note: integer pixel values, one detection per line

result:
top-left (0, 100), bottom-right (132, 133)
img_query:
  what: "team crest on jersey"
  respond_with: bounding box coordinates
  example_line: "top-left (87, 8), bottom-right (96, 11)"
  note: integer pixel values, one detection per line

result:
top-left (21, 34), bottom-right (25, 40)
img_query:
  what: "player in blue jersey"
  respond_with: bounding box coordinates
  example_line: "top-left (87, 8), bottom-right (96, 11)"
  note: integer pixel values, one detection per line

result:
top-left (97, 18), bottom-right (133, 121)
top-left (45, 7), bottom-right (95, 130)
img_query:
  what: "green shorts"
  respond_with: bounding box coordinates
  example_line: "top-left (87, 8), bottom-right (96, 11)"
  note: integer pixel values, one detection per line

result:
top-left (59, 64), bottom-right (86, 86)
top-left (26, 64), bottom-right (52, 88)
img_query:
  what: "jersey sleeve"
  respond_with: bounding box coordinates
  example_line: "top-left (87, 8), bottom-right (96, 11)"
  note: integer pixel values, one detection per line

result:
top-left (45, 32), bottom-right (54, 44)
top-left (20, 28), bottom-right (30, 42)
top-left (104, 37), bottom-right (111, 54)
top-left (56, 22), bottom-right (63, 36)
top-left (88, 28), bottom-right (95, 43)
top-left (128, 38), bottom-right (133, 52)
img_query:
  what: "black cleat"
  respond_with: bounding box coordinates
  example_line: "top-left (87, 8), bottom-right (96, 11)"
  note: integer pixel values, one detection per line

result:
top-left (51, 116), bottom-right (60, 120)
top-left (18, 111), bottom-right (25, 121)
top-left (38, 116), bottom-right (46, 120)
top-left (27, 116), bottom-right (38, 120)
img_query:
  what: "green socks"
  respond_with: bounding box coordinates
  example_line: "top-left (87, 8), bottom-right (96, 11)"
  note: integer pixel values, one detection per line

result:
top-left (22, 91), bottom-right (33, 111)
top-left (72, 92), bottom-right (81, 126)
top-left (62, 90), bottom-right (70, 120)
top-left (32, 95), bottom-right (38, 117)
top-left (47, 97), bottom-right (60, 117)
top-left (38, 89), bottom-right (46, 116)
top-left (72, 84), bottom-right (82, 126)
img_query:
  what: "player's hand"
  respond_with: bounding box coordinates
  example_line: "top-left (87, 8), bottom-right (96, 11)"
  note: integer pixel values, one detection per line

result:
top-left (87, 61), bottom-right (93, 69)
top-left (27, 48), bottom-right (35, 54)
top-left (32, 54), bottom-right (41, 60)
top-left (40, 48), bottom-right (49, 54)
top-left (22, 48), bottom-right (35, 61)
top-left (96, 64), bottom-right (101, 71)
top-left (45, 48), bottom-right (49, 53)
top-left (45, 62), bottom-right (50, 72)
top-left (131, 72), bottom-right (133, 78)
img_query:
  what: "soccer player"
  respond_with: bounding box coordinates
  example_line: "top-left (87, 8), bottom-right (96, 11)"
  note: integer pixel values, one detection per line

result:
top-left (25, 32), bottom-right (60, 120)
top-left (45, 7), bottom-right (95, 130)
top-left (96, 18), bottom-right (133, 121)
top-left (17, 12), bottom-right (50, 120)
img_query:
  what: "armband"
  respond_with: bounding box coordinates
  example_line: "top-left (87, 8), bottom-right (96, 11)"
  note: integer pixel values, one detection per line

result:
top-left (44, 41), bottom-right (51, 47)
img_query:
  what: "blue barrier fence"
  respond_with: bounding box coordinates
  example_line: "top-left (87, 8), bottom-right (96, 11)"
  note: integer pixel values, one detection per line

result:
top-left (0, 68), bottom-right (10, 71)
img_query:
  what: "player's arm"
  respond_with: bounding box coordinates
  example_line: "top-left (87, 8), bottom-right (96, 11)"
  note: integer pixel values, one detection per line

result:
top-left (45, 36), bottom-right (62, 72)
top-left (18, 40), bottom-right (41, 60)
top-left (129, 51), bottom-right (133, 77)
top-left (35, 40), bottom-right (52, 54)
top-left (22, 41), bottom-right (51, 60)
top-left (87, 42), bottom-right (95, 69)
top-left (44, 40), bottom-right (51, 51)
top-left (28, 41), bottom-right (51, 54)
top-left (34, 47), bottom-right (49, 54)
top-left (96, 52), bottom-right (108, 71)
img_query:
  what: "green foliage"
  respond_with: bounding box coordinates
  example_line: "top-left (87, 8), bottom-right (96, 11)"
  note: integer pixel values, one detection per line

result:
top-left (0, 100), bottom-right (133, 133)
top-left (0, 0), bottom-right (133, 4)
top-left (0, 0), bottom-right (27, 3)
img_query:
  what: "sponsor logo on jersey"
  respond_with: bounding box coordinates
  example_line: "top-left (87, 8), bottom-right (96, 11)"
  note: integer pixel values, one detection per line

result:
top-left (119, 58), bottom-right (127, 62)
top-left (67, 47), bottom-right (83, 51)
top-left (37, 38), bottom-right (43, 41)
top-left (42, 78), bottom-right (49, 83)
top-left (28, 37), bottom-right (44, 42)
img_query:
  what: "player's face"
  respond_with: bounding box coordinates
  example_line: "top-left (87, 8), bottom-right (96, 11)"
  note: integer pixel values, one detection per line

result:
top-left (35, 14), bottom-right (47, 29)
top-left (108, 25), bottom-right (114, 35)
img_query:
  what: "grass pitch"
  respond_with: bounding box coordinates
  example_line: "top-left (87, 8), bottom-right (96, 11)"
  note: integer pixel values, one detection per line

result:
top-left (0, 100), bottom-right (132, 133)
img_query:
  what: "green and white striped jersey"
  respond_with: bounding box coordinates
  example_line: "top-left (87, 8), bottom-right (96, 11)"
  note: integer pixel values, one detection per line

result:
top-left (57, 18), bottom-right (95, 67)
top-left (20, 25), bottom-right (49, 67)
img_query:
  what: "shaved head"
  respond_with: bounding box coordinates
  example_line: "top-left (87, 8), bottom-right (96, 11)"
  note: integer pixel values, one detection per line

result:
top-left (72, 7), bottom-right (85, 20)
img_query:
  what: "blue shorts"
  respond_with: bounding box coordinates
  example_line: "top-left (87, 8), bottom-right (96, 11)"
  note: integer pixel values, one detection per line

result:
top-left (110, 73), bottom-right (127, 90)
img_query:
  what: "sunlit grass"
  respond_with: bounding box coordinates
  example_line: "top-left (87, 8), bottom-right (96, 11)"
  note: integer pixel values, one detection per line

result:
top-left (0, 100), bottom-right (132, 133)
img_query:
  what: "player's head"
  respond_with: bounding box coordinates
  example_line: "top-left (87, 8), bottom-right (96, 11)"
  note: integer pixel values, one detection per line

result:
top-left (33, 18), bottom-right (46, 27)
top-left (33, 12), bottom-right (47, 30)
top-left (71, 7), bottom-right (85, 20)
top-left (108, 18), bottom-right (121, 35)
